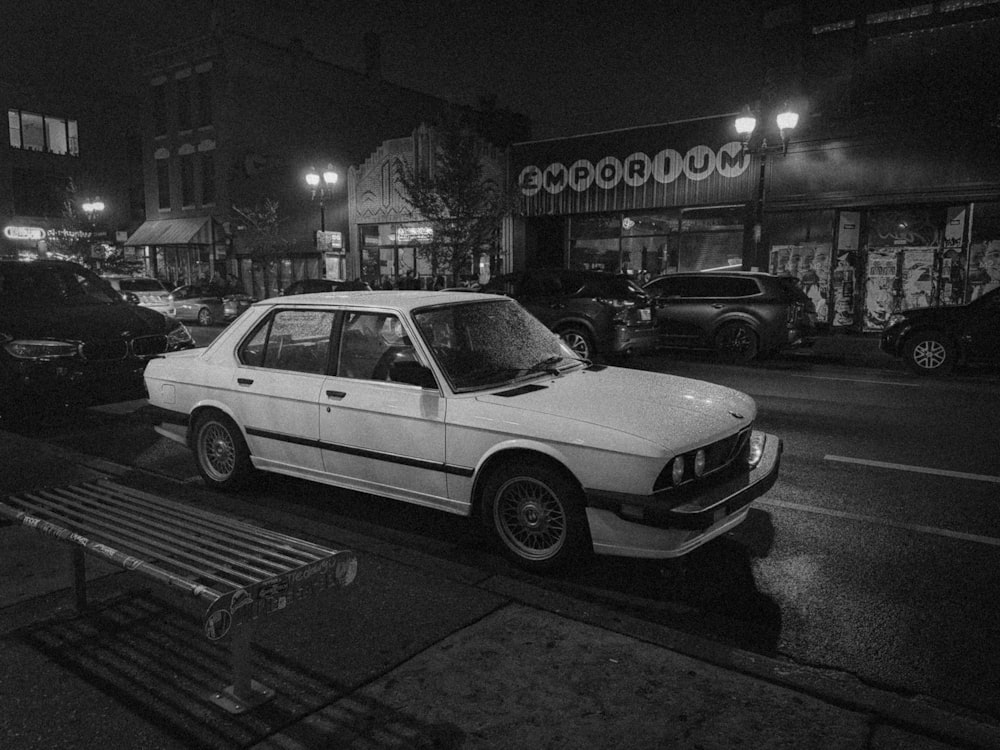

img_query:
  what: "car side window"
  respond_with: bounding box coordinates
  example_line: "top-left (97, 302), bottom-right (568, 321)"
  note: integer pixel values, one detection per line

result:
top-left (336, 312), bottom-right (418, 382)
top-left (237, 310), bottom-right (335, 374)
top-left (704, 278), bottom-right (760, 298)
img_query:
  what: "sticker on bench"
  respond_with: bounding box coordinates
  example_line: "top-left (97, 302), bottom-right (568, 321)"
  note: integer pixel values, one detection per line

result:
top-left (203, 553), bottom-right (357, 640)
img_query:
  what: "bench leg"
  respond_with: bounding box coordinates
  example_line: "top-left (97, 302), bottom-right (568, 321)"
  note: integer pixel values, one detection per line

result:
top-left (71, 546), bottom-right (87, 612)
top-left (208, 624), bottom-right (275, 714)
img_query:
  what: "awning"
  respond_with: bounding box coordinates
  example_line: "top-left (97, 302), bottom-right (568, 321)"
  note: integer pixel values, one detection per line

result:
top-left (125, 217), bottom-right (223, 246)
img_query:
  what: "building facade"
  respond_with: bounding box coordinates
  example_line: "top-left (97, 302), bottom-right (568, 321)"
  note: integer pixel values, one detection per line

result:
top-left (508, 0), bottom-right (1000, 332)
top-left (126, 27), bottom-right (478, 298)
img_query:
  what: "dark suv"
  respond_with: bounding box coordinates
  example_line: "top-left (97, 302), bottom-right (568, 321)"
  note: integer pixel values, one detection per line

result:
top-left (481, 269), bottom-right (659, 360)
top-left (880, 286), bottom-right (1000, 375)
top-left (0, 259), bottom-right (195, 415)
top-left (643, 271), bottom-right (818, 362)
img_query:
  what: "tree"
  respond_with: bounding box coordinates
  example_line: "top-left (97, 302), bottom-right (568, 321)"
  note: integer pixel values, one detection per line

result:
top-left (398, 123), bottom-right (516, 284)
top-left (230, 198), bottom-right (293, 296)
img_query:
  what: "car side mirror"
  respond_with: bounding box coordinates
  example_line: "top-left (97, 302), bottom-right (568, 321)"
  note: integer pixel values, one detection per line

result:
top-left (389, 360), bottom-right (438, 389)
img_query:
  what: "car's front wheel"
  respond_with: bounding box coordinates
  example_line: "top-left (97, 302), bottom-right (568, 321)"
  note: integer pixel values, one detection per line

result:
top-left (479, 457), bottom-right (592, 573)
top-left (714, 322), bottom-right (759, 363)
top-left (903, 332), bottom-right (955, 376)
top-left (191, 410), bottom-right (254, 490)
top-left (557, 326), bottom-right (594, 360)
top-left (196, 307), bottom-right (215, 326)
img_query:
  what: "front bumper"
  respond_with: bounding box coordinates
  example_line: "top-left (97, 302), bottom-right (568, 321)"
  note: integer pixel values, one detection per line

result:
top-left (584, 430), bottom-right (782, 559)
top-left (1, 358), bottom-right (150, 407)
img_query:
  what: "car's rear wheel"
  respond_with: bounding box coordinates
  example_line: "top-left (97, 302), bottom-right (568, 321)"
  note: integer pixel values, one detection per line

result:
top-left (903, 332), bottom-right (955, 376)
top-left (197, 307), bottom-right (214, 326)
top-left (192, 410), bottom-right (254, 490)
top-left (557, 326), bottom-right (594, 360)
top-left (714, 322), bottom-right (759, 363)
top-left (479, 457), bottom-right (592, 573)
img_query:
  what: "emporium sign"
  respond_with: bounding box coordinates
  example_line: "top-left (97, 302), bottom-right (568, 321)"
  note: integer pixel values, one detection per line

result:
top-left (518, 141), bottom-right (750, 196)
top-left (3, 226), bottom-right (94, 242)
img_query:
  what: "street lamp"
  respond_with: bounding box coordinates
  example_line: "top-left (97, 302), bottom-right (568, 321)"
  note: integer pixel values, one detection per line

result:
top-left (305, 164), bottom-right (338, 232)
top-left (734, 103), bottom-right (799, 265)
top-left (81, 198), bottom-right (105, 224)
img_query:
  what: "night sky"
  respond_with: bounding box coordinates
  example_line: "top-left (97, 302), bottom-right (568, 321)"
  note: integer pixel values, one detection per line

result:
top-left (9, 0), bottom-right (765, 140)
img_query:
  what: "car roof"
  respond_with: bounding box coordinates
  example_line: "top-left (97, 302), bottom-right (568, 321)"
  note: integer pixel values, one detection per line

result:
top-left (646, 271), bottom-right (780, 282)
top-left (257, 290), bottom-right (504, 313)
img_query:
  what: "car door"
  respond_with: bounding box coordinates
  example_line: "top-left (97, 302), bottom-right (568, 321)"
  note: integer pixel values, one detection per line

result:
top-left (648, 276), bottom-right (709, 346)
top-left (964, 289), bottom-right (1000, 364)
top-left (230, 308), bottom-right (336, 475)
top-left (319, 310), bottom-right (449, 508)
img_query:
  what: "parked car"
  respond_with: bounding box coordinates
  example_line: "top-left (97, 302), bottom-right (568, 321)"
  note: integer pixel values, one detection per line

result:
top-left (144, 290), bottom-right (782, 573)
top-left (102, 274), bottom-right (176, 317)
top-left (643, 271), bottom-right (818, 363)
top-left (0, 259), bottom-right (195, 415)
top-left (169, 284), bottom-right (253, 325)
top-left (879, 286), bottom-right (1000, 375)
top-left (281, 278), bottom-right (372, 295)
top-left (479, 269), bottom-right (659, 360)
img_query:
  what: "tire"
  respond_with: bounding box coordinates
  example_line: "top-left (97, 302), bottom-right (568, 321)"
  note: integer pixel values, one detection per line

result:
top-left (714, 322), bottom-right (759, 363)
top-left (903, 332), bottom-right (955, 376)
top-left (479, 457), bottom-right (592, 573)
top-left (197, 307), bottom-right (214, 326)
top-left (191, 410), bottom-right (254, 491)
top-left (557, 326), bottom-right (595, 360)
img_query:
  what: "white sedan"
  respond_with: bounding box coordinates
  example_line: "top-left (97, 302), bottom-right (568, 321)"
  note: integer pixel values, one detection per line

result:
top-left (144, 291), bottom-right (781, 573)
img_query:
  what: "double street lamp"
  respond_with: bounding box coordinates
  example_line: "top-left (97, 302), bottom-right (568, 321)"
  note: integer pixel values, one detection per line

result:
top-left (305, 164), bottom-right (338, 232)
top-left (81, 198), bottom-right (105, 225)
top-left (734, 104), bottom-right (799, 264)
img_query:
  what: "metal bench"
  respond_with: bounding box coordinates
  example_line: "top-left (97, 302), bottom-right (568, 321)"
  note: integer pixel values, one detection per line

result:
top-left (0, 478), bottom-right (357, 714)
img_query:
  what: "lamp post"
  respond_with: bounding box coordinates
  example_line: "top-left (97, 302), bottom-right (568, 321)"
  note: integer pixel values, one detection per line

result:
top-left (305, 164), bottom-right (338, 232)
top-left (734, 103), bottom-right (798, 267)
top-left (81, 198), bottom-right (105, 226)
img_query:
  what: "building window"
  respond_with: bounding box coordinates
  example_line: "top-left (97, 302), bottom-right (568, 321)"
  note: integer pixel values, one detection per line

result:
top-left (152, 84), bottom-right (168, 136)
top-left (7, 110), bottom-right (79, 155)
top-left (180, 153), bottom-right (195, 206)
top-left (177, 76), bottom-right (192, 131)
top-left (157, 159), bottom-right (171, 210)
top-left (200, 152), bottom-right (215, 204)
top-left (196, 71), bottom-right (213, 127)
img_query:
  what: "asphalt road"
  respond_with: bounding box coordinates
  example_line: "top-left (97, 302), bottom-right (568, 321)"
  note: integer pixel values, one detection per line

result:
top-left (6, 343), bottom-right (1000, 725)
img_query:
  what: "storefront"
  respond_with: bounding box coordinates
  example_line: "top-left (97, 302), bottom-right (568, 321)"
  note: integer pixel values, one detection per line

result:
top-left (348, 125), bottom-right (510, 289)
top-left (510, 114), bottom-right (1000, 332)
top-left (125, 215), bottom-right (231, 288)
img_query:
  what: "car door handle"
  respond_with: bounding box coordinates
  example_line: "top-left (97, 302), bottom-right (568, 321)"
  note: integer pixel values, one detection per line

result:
top-left (237, 378), bottom-right (254, 386)
top-left (711, 303), bottom-right (725, 309)
top-left (326, 390), bottom-right (346, 400)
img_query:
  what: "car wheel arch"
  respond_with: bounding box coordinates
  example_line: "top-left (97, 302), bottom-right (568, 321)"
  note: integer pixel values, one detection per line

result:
top-left (708, 313), bottom-right (760, 339)
top-left (470, 445), bottom-right (582, 518)
top-left (186, 403), bottom-right (249, 451)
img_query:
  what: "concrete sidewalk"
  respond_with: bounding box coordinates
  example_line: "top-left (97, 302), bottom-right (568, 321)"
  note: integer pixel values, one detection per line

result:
top-left (2, 432), bottom-right (999, 749)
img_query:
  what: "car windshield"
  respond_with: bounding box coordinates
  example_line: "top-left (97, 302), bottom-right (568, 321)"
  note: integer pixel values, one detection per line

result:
top-left (413, 298), bottom-right (583, 392)
top-left (0, 264), bottom-right (122, 308)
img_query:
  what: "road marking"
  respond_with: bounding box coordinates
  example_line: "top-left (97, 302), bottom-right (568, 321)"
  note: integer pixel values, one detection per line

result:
top-left (757, 498), bottom-right (1000, 548)
top-left (789, 374), bottom-right (920, 387)
top-left (825, 455), bottom-right (1000, 484)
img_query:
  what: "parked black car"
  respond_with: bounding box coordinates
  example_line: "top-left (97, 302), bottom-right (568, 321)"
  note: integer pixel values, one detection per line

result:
top-left (879, 286), bottom-right (1000, 375)
top-left (0, 259), bottom-right (196, 415)
top-left (643, 271), bottom-right (818, 363)
top-left (281, 278), bottom-right (372, 295)
top-left (480, 269), bottom-right (659, 360)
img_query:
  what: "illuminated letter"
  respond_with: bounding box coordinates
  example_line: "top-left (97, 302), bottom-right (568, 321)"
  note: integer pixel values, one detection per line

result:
top-left (623, 152), bottom-right (652, 188)
top-left (595, 156), bottom-right (623, 189)
top-left (569, 159), bottom-right (595, 192)
top-left (683, 145), bottom-right (715, 181)
top-left (543, 163), bottom-right (568, 194)
top-left (519, 165), bottom-right (542, 196)
top-left (652, 149), bottom-right (683, 184)
top-left (716, 142), bottom-right (750, 178)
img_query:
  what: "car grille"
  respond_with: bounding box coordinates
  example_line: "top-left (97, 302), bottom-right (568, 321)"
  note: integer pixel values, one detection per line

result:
top-left (652, 426), bottom-right (753, 494)
top-left (81, 334), bottom-right (169, 361)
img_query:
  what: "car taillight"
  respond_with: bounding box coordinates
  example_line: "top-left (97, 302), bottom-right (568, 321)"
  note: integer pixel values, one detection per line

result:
top-left (787, 303), bottom-right (801, 323)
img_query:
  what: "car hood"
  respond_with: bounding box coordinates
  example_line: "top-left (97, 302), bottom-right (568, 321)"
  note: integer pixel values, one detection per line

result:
top-left (475, 366), bottom-right (756, 450)
top-left (0, 303), bottom-right (171, 340)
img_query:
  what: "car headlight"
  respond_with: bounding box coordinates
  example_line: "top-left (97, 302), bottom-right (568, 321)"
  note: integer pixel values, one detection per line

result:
top-left (693, 448), bottom-right (706, 477)
top-left (4, 339), bottom-right (80, 360)
top-left (166, 322), bottom-right (194, 349)
top-left (671, 456), bottom-right (685, 484)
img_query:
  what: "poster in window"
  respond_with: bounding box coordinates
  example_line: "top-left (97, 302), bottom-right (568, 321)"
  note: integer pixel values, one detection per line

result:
top-left (769, 243), bottom-right (833, 324)
top-left (969, 240), bottom-right (1000, 301)
top-left (864, 248), bottom-right (900, 331)
top-left (831, 252), bottom-right (857, 328)
top-left (899, 248), bottom-right (935, 311)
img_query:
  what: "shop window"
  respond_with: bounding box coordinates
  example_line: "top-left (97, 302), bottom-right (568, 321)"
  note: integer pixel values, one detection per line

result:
top-left (969, 202), bottom-right (1000, 302)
